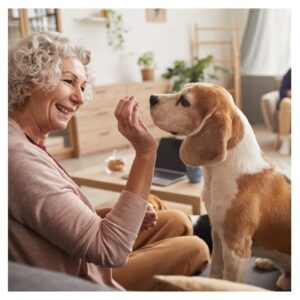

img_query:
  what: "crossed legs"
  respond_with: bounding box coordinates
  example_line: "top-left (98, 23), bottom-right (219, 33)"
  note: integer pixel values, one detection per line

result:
top-left (113, 209), bottom-right (210, 291)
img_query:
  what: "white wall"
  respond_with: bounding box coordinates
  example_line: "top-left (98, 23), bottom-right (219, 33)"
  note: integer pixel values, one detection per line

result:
top-left (61, 9), bottom-right (249, 86)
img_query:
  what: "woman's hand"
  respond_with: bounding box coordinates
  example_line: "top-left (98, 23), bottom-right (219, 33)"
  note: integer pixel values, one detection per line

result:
top-left (95, 207), bottom-right (111, 218)
top-left (96, 204), bottom-right (157, 231)
top-left (114, 96), bottom-right (157, 155)
top-left (140, 203), bottom-right (158, 231)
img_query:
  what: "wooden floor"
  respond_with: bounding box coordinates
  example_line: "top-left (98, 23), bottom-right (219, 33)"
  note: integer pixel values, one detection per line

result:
top-left (60, 124), bottom-right (291, 213)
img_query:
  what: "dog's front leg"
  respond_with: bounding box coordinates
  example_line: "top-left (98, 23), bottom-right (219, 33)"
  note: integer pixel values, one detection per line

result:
top-left (222, 237), bottom-right (251, 282)
top-left (210, 229), bottom-right (224, 278)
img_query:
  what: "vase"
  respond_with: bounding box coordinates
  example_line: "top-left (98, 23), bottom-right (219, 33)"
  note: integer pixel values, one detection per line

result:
top-left (185, 166), bottom-right (202, 183)
top-left (141, 69), bottom-right (154, 81)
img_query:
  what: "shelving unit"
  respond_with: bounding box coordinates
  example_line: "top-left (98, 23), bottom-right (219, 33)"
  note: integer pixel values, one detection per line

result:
top-left (193, 25), bottom-right (241, 108)
top-left (8, 9), bottom-right (62, 48)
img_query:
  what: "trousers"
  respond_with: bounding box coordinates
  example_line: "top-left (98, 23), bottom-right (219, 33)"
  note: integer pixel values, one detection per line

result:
top-left (112, 195), bottom-right (210, 291)
top-left (278, 97), bottom-right (291, 136)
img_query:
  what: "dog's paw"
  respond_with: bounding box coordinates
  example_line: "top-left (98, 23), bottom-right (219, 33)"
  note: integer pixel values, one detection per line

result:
top-left (254, 258), bottom-right (276, 271)
top-left (277, 273), bottom-right (291, 290)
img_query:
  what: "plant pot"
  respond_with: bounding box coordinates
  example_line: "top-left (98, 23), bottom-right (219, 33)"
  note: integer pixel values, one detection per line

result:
top-left (141, 68), bottom-right (154, 81)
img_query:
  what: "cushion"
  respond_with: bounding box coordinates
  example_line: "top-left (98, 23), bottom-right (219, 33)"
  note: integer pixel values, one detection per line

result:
top-left (153, 275), bottom-right (268, 291)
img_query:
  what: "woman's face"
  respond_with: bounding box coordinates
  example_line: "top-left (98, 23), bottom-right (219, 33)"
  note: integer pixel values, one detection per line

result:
top-left (27, 57), bottom-right (87, 134)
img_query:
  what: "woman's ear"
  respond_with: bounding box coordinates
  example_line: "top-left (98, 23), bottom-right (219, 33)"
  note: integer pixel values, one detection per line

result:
top-left (180, 112), bottom-right (232, 167)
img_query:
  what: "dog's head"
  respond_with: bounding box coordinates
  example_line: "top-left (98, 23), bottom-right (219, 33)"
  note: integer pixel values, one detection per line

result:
top-left (150, 83), bottom-right (244, 167)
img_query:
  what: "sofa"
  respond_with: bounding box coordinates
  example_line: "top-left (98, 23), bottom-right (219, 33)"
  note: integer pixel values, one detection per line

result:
top-left (8, 262), bottom-right (117, 291)
top-left (9, 259), bottom-right (281, 291)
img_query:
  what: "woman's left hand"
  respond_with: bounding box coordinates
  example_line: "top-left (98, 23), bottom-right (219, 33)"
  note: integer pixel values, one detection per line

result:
top-left (140, 203), bottom-right (158, 231)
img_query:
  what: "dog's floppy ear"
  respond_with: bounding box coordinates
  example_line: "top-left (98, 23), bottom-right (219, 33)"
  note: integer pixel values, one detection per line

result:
top-left (180, 112), bottom-right (232, 167)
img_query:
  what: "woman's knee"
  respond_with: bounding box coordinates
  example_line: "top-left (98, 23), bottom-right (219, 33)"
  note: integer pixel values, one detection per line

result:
top-left (172, 236), bottom-right (210, 274)
top-left (279, 97), bottom-right (291, 111)
top-left (187, 236), bottom-right (210, 261)
top-left (157, 209), bottom-right (193, 236)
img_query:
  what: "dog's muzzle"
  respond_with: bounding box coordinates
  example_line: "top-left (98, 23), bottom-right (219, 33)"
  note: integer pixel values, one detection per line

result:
top-left (149, 95), bottom-right (159, 107)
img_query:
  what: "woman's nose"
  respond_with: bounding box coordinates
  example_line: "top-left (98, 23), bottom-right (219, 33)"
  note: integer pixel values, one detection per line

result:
top-left (71, 87), bottom-right (84, 105)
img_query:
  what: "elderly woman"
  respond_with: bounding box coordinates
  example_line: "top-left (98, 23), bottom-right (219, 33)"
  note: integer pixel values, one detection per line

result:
top-left (8, 32), bottom-right (209, 291)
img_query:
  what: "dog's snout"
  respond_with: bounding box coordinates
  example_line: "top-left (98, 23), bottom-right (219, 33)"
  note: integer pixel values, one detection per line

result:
top-left (150, 95), bottom-right (159, 107)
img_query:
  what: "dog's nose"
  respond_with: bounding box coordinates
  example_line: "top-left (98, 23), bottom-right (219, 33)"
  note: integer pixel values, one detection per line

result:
top-left (150, 95), bottom-right (159, 107)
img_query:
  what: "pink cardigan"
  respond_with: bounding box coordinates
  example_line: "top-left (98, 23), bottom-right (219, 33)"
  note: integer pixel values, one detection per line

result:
top-left (8, 119), bottom-right (148, 290)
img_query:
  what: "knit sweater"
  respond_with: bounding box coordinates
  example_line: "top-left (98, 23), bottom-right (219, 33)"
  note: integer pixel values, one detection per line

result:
top-left (8, 118), bottom-right (148, 290)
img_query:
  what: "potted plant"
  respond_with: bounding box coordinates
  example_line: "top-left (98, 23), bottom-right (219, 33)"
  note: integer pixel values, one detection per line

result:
top-left (162, 55), bottom-right (230, 91)
top-left (137, 51), bottom-right (156, 81)
top-left (99, 9), bottom-right (128, 51)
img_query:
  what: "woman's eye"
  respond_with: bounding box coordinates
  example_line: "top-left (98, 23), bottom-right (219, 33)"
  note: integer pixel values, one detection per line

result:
top-left (180, 95), bottom-right (190, 107)
top-left (81, 86), bottom-right (86, 92)
top-left (63, 79), bottom-right (73, 85)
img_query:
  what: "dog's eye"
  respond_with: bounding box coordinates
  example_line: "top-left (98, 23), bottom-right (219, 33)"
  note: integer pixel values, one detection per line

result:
top-left (179, 95), bottom-right (190, 107)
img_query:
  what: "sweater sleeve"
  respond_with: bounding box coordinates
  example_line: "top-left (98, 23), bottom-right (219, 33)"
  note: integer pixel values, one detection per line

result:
top-left (9, 144), bottom-right (148, 267)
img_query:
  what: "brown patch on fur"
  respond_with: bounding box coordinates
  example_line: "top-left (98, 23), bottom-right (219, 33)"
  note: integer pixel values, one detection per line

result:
top-left (223, 168), bottom-right (291, 257)
top-left (180, 111), bottom-right (232, 166)
top-left (227, 111), bottom-right (244, 150)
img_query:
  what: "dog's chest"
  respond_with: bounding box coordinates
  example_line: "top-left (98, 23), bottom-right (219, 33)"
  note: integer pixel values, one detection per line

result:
top-left (202, 168), bottom-right (238, 228)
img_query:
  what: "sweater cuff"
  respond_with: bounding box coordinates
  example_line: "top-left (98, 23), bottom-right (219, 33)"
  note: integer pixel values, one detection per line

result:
top-left (106, 190), bottom-right (148, 234)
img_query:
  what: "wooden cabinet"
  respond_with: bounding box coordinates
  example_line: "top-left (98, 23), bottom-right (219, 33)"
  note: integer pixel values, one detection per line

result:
top-left (73, 80), bottom-right (171, 156)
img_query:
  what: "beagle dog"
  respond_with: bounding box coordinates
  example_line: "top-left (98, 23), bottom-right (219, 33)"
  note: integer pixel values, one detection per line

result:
top-left (149, 83), bottom-right (291, 290)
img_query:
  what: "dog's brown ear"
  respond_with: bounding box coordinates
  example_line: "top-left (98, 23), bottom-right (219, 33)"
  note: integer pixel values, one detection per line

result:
top-left (180, 112), bottom-right (232, 166)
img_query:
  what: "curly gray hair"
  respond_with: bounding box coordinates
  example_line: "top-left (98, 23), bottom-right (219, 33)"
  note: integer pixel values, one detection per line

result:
top-left (9, 31), bottom-right (92, 111)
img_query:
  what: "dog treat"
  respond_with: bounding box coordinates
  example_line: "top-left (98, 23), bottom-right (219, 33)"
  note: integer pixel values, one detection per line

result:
top-left (107, 159), bottom-right (125, 171)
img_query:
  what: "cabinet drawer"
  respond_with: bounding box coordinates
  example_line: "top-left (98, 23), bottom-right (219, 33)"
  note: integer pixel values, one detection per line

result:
top-left (127, 79), bottom-right (170, 94)
top-left (139, 104), bottom-right (153, 125)
top-left (87, 85), bottom-right (128, 109)
top-left (73, 80), bottom-right (171, 156)
top-left (75, 107), bottom-right (116, 131)
top-left (76, 126), bottom-right (129, 156)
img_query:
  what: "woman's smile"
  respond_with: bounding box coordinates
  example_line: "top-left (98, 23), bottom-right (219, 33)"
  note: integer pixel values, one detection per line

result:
top-left (55, 103), bottom-right (76, 119)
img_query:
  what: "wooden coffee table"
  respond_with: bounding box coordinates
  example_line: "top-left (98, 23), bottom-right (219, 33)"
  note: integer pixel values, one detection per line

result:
top-left (71, 156), bottom-right (205, 215)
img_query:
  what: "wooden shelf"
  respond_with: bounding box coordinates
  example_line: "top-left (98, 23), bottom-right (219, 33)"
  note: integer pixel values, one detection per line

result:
top-left (74, 16), bottom-right (106, 23)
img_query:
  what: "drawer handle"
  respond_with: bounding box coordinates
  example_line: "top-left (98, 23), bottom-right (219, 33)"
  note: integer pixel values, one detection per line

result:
top-left (95, 90), bottom-right (107, 95)
top-left (145, 86), bottom-right (155, 90)
top-left (99, 131), bottom-right (110, 137)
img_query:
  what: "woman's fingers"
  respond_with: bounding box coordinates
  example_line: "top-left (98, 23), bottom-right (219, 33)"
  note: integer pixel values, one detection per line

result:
top-left (121, 96), bottom-right (137, 126)
top-left (114, 95), bottom-right (157, 154)
top-left (132, 102), bottom-right (140, 127)
top-left (115, 96), bottom-right (138, 127)
top-left (143, 210), bottom-right (158, 225)
top-left (114, 98), bottom-right (126, 118)
top-left (141, 220), bottom-right (157, 231)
